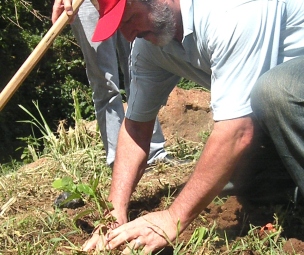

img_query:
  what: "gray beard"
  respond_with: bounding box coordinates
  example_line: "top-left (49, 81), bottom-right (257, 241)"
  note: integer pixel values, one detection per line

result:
top-left (149, 1), bottom-right (176, 46)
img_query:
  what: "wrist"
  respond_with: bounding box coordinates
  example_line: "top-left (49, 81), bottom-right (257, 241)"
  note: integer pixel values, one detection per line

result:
top-left (168, 204), bottom-right (191, 233)
top-left (108, 194), bottom-right (129, 217)
top-left (110, 208), bottom-right (128, 225)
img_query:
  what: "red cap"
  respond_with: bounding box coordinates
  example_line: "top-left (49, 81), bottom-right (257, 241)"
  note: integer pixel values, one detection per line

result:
top-left (92, 0), bottom-right (127, 42)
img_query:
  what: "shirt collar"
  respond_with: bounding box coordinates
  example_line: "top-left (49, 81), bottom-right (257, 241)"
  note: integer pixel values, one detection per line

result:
top-left (180, 0), bottom-right (194, 40)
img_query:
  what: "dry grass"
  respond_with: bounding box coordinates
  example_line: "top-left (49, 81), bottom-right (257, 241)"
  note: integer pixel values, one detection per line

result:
top-left (1, 100), bottom-right (304, 254)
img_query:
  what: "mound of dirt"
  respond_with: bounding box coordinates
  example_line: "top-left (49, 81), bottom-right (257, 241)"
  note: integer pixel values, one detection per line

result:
top-left (157, 87), bottom-right (304, 254)
top-left (158, 87), bottom-right (213, 144)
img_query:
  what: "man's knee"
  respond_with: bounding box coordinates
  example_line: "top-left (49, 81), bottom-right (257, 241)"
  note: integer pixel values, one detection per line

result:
top-left (251, 70), bottom-right (279, 121)
top-left (252, 57), bottom-right (304, 118)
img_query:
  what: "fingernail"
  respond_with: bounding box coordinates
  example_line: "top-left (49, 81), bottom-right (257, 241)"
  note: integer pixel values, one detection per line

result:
top-left (67, 10), bottom-right (73, 15)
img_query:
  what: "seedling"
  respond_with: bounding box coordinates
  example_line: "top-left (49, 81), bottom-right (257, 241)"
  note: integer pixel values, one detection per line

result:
top-left (52, 176), bottom-right (115, 225)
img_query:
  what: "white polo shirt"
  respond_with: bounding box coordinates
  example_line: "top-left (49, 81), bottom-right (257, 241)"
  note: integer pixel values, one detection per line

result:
top-left (126, 0), bottom-right (304, 122)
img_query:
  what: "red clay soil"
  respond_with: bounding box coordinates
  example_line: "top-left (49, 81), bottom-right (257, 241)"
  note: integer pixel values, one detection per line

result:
top-left (157, 87), bottom-right (304, 255)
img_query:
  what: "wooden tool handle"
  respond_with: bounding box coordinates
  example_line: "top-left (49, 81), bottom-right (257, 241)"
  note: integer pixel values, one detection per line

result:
top-left (0, 0), bottom-right (84, 111)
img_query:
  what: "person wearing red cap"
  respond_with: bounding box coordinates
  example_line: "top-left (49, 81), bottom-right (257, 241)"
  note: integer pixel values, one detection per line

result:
top-left (53, 0), bottom-right (304, 253)
top-left (51, 0), bottom-right (171, 169)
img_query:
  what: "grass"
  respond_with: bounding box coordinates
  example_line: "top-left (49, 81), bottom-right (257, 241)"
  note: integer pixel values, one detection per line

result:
top-left (0, 90), bottom-right (303, 254)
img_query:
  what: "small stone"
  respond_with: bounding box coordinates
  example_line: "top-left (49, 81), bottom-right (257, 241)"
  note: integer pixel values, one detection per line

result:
top-left (54, 192), bottom-right (85, 209)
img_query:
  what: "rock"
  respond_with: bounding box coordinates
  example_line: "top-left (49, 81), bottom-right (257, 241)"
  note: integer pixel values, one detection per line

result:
top-left (53, 192), bottom-right (85, 209)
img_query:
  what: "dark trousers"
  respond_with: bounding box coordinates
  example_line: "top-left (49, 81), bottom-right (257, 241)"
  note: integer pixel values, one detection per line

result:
top-left (251, 56), bottom-right (304, 197)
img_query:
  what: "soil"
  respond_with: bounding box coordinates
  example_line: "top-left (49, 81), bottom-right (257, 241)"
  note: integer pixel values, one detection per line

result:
top-left (158, 87), bottom-right (213, 144)
top-left (9, 87), bottom-right (304, 254)
top-left (74, 87), bottom-right (304, 254)
top-left (156, 88), bottom-right (304, 254)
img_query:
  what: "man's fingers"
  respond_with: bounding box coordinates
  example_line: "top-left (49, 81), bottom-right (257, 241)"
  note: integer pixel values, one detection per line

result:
top-left (51, 1), bottom-right (64, 24)
top-left (107, 224), bottom-right (139, 249)
top-left (81, 224), bottom-right (107, 251)
top-left (61, 0), bottom-right (73, 15)
top-left (122, 238), bottom-right (145, 255)
top-left (81, 234), bottom-right (100, 251)
top-left (81, 240), bottom-right (90, 251)
top-left (55, 0), bottom-right (73, 16)
top-left (82, 234), bottom-right (105, 251)
top-left (51, 0), bottom-right (73, 24)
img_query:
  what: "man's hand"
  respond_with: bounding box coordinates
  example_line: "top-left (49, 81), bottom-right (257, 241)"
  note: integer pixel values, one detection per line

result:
top-left (82, 224), bottom-right (108, 251)
top-left (82, 208), bottom-right (128, 252)
top-left (51, 0), bottom-right (74, 24)
top-left (106, 210), bottom-right (178, 254)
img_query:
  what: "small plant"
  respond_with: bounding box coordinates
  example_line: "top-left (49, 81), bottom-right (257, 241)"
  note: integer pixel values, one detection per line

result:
top-left (168, 137), bottom-right (203, 161)
top-left (213, 196), bottom-right (229, 206)
top-left (177, 78), bottom-right (210, 91)
top-left (225, 217), bottom-right (284, 254)
top-left (52, 176), bottom-right (115, 224)
top-left (170, 220), bottom-right (219, 255)
top-left (199, 130), bottom-right (212, 144)
top-left (191, 222), bottom-right (218, 254)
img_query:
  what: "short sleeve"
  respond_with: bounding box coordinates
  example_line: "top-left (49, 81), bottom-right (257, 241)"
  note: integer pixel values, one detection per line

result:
top-left (204, 0), bottom-right (284, 120)
top-left (126, 39), bottom-right (181, 122)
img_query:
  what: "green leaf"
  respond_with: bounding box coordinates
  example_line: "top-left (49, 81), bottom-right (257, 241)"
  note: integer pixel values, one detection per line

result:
top-left (77, 183), bottom-right (94, 196)
top-left (99, 200), bottom-right (114, 211)
top-left (52, 176), bottom-right (74, 191)
top-left (73, 209), bottom-right (95, 223)
top-left (91, 178), bottom-right (99, 192)
top-left (50, 237), bottom-right (64, 243)
top-left (52, 179), bottom-right (64, 190)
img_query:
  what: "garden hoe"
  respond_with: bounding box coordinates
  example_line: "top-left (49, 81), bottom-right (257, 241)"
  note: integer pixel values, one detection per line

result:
top-left (0, 0), bottom-right (85, 111)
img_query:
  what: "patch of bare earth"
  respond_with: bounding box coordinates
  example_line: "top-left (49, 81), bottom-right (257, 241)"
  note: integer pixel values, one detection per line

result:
top-left (134, 87), bottom-right (304, 254)
top-left (158, 87), bottom-right (213, 144)
top-left (4, 87), bottom-right (304, 254)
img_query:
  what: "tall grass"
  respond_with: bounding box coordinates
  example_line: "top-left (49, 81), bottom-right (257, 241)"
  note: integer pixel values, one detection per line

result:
top-left (17, 90), bottom-right (99, 163)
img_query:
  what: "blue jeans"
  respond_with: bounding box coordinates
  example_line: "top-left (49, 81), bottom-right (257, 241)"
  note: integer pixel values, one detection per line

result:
top-left (251, 56), bottom-right (304, 196)
top-left (71, 0), bottom-right (167, 165)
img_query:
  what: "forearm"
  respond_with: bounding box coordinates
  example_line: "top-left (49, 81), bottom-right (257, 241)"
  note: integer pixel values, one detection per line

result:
top-left (168, 116), bottom-right (255, 230)
top-left (108, 118), bottom-right (155, 223)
